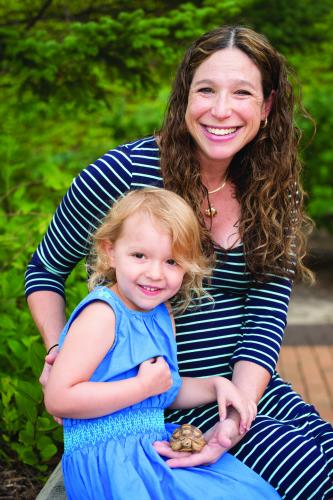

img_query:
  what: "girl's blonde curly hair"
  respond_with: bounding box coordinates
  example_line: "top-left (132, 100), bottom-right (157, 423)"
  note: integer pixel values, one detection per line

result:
top-left (88, 188), bottom-right (212, 313)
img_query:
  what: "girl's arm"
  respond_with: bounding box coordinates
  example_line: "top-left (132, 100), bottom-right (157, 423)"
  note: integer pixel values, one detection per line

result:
top-left (169, 376), bottom-right (256, 432)
top-left (168, 376), bottom-right (218, 409)
top-left (44, 302), bottom-right (172, 419)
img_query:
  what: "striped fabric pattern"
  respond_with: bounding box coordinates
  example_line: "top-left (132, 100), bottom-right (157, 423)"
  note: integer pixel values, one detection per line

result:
top-left (25, 136), bottom-right (333, 499)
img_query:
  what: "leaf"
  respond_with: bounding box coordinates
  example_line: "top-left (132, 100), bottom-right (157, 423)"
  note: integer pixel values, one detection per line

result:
top-left (28, 342), bottom-right (45, 379)
top-left (36, 435), bottom-right (56, 451)
top-left (16, 379), bottom-right (42, 402)
top-left (40, 443), bottom-right (58, 461)
top-left (15, 392), bottom-right (38, 420)
top-left (8, 340), bottom-right (26, 360)
top-left (19, 426), bottom-right (35, 446)
top-left (36, 416), bottom-right (58, 432)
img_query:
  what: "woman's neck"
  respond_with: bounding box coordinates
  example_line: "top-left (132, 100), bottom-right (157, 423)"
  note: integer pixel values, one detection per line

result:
top-left (198, 152), bottom-right (231, 188)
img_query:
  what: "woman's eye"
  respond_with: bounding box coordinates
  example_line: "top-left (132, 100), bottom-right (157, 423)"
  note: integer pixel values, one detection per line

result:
top-left (235, 89), bottom-right (252, 96)
top-left (198, 87), bottom-right (214, 94)
top-left (166, 259), bottom-right (178, 266)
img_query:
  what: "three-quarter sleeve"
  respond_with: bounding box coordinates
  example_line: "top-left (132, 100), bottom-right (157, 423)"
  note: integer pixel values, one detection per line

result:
top-left (25, 146), bottom-right (133, 298)
top-left (230, 275), bottom-right (292, 376)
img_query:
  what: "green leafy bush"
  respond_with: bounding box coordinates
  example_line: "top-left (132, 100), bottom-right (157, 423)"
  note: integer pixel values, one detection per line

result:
top-left (0, 82), bottom-right (166, 470)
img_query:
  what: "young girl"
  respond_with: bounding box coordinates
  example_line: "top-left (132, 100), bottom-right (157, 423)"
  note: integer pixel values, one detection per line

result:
top-left (44, 188), bottom-right (280, 500)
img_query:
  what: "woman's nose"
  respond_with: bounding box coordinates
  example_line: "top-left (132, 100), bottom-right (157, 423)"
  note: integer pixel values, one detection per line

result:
top-left (211, 92), bottom-right (232, 119)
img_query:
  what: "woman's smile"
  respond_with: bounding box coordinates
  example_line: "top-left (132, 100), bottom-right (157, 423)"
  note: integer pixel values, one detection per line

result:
top-left (201, 124), bottom-right (241, 142)
top-left (185, 47), bottom-right (271, 170)
top-left (205, 126), bottom-right (238, 137)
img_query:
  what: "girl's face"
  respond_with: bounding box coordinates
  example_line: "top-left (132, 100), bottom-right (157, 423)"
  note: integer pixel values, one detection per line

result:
top-left (185, 47), bottom-right (273, 171)
top-left (105, 212), bottom-right (185, 312)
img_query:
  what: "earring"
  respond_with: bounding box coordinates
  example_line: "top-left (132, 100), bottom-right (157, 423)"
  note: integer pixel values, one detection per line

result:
top-left (262, 117), bottom-right (268, 128)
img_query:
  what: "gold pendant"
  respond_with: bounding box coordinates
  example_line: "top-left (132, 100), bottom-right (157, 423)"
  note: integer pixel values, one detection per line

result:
top-left (204, 207), bottom-right (217, 217)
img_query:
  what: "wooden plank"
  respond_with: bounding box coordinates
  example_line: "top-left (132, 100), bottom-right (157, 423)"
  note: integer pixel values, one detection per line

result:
top-left (313, 345), bottom-right (333, 396)
top-left (312, 345), bottom-right (333, 421)
top-left (278, 346), bottom-right (333, 424)
top-left (297, 345), bottom-right (329, 407)
top-left (278, 346), bottom-right (308, 399)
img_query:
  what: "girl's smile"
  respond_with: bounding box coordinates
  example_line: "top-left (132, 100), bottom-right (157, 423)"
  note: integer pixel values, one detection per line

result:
top-left (105, 212), bottom-right (185, 311)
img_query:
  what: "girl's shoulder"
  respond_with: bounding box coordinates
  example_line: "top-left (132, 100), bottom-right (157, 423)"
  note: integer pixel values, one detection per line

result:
top-left (58, 287), bottom-right (118, 347)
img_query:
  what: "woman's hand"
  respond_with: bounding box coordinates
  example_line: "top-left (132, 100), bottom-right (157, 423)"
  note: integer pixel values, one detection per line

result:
top-left (153, 418), bottom-right (243, 468)
top-left (215, 378), bottom-right (257, 434)
top-left (39, 348), bottom-right (59, 387)
top-left (40, 348), bottom-right (62, 424)
top-left (137, 357), bottom-right (173, 398)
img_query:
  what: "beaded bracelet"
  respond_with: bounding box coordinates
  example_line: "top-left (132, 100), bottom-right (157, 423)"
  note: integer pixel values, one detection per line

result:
top-left (47, 343), bottom-right (59, 355)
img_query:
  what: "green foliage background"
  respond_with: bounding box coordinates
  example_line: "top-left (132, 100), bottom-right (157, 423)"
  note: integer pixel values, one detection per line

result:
top-left (1, 0), bottom-right (332, 473)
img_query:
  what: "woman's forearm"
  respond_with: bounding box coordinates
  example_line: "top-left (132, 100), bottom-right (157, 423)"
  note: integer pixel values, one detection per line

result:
top-left (27, 291), bottom-right (66, 350)
top-left (232, 360), bottom-right (270, 403)
top-left (223, 360), bottom-right (270, 431)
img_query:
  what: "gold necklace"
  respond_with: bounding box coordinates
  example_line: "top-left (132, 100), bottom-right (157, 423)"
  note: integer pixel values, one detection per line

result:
top-left (204, 177), bottom-right (227, 218)
top-left (208, 179), bottom-right (227, 194)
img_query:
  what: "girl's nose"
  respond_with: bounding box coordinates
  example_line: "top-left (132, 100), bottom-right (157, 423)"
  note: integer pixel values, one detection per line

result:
top-left (211, 93), bottom-right (232, 119)
top-left (146, 261), bottom-right (163, 280)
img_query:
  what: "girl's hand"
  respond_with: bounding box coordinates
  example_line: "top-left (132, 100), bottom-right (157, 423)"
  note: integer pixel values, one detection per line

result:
top-left (215, 378), bottom-right (257, 434)
top-left (137, 357), bottom-right (173, 398)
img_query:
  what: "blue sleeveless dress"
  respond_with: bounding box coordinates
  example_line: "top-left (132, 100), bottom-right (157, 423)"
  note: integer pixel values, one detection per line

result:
top-left (59, 286), bottom-right (281, 500)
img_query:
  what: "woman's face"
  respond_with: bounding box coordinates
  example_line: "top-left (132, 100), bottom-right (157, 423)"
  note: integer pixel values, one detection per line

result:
top-left (185, 47), bottom-right (272, 171)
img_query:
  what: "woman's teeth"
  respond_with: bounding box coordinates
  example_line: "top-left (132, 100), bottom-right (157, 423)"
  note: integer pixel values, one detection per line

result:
top-left (206, 127), bottom-right (237, 136)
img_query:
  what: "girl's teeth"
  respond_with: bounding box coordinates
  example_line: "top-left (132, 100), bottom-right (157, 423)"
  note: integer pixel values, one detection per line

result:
top-left (207, 127), bottom-right (237, 136)
top-left (142, 285), bottom-right (159, 292)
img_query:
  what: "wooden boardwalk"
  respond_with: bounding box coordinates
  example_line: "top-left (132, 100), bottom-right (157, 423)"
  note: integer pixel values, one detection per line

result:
top-left (277, 324), bottom-right (333, 423)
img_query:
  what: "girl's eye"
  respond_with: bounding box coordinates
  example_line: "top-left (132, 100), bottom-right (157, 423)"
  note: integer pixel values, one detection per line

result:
top-left (133, 253), bottom-right (145, 259)
top-left (166, 259), bottom-right (178, 266)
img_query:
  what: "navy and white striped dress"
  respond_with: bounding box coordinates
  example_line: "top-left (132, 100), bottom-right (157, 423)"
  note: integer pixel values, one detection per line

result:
top-left (25, 136), bottom-right (333, 499)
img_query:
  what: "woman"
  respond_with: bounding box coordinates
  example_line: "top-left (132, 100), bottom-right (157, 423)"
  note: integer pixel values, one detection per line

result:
top-left (26, 26), bottom-right (333, 499)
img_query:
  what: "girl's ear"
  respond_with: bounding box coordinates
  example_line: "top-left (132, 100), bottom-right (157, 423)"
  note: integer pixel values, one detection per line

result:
top-left (101, 240), bottom-right (115, 268)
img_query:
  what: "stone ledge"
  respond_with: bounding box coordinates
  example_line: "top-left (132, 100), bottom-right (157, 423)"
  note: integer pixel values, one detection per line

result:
top-left (284, 324), bottom-right (333, 345)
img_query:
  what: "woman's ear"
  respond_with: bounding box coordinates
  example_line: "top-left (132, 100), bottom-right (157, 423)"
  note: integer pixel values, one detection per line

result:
top-left (262, 89), bottom-right (275, 120)
top-left (101, 240), bottom-right (115, 268)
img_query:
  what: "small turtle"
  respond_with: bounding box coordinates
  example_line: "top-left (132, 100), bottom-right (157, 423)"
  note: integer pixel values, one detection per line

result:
top-left (170, 424), bottom-right (206, 452)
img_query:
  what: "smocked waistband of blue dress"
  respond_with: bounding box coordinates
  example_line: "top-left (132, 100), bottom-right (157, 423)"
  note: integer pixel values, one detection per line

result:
top-left (63, 408), bottom-right (165, 454)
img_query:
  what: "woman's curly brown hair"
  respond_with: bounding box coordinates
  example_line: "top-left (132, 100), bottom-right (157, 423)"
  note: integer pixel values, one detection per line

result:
top-left (159, 25), bottom-right (314, 283)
